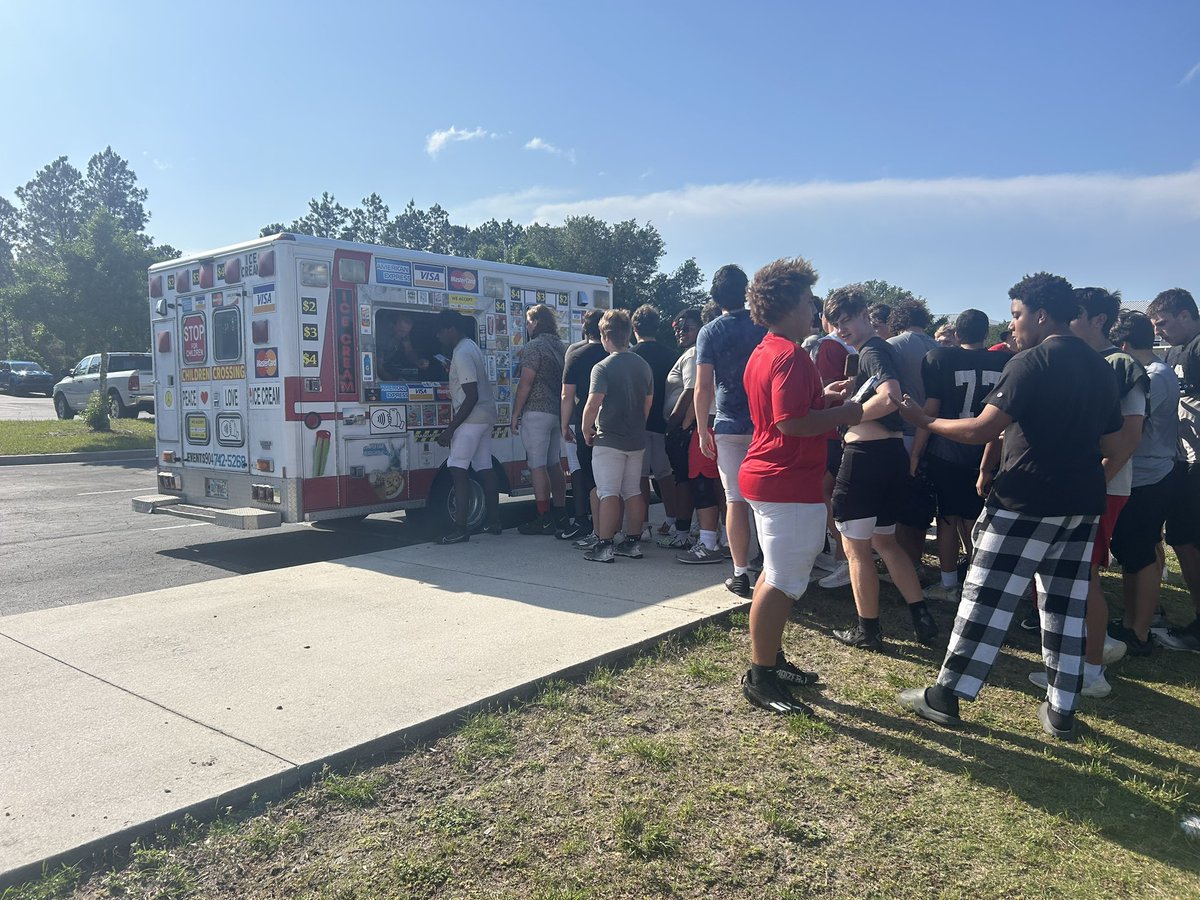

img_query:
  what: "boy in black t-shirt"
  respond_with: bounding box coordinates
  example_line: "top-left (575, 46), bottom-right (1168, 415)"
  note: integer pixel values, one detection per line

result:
top-left (823, 286), bottom-right (939, 650)
top-left (912, 309), bottom-right (1009, 603)
top-left (897, 273), bottom-right (1123, 741)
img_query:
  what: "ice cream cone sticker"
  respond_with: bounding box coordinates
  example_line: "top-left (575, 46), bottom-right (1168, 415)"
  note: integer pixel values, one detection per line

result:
top-left (314, 430), bottom-right (331, 476)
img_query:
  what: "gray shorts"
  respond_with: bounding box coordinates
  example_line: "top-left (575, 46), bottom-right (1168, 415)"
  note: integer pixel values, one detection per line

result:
top-left (520, 410), bottom-right (561, 470)
top-left (640, 432), bottom-right (671, 479)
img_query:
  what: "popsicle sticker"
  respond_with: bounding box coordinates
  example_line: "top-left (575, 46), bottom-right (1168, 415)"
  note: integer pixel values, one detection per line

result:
top-left (314, 429), bottom-right (331, 476)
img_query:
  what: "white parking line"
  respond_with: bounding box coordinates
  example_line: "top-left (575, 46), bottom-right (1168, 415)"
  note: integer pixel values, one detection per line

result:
top-left (76, 488), bottom-right (150, 496)
top-left (147, 522), bottom-right (211, 532)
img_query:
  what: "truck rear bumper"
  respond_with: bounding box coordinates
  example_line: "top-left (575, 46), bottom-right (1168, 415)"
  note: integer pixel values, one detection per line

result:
top-left (132, 494), bottom-right (281, 529)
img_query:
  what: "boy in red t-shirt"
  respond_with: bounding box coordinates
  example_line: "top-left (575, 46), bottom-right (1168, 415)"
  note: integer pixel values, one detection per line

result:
top-left (738, 258), bottom-right (863, 715)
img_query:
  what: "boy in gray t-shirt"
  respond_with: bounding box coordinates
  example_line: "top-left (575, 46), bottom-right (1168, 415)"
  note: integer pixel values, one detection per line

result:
top-left (581, 310), bottom-right (653, 562)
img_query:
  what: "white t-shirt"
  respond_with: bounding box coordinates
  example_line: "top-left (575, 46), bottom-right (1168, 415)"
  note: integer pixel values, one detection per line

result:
top-left (678, 345), bottom-right (715, 418)
top-left (449, 337), bottom-right (497, 425)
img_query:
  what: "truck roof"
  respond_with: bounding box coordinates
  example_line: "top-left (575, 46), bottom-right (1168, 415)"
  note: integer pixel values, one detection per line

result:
top-left (149, 233), bottom-right (613, 287)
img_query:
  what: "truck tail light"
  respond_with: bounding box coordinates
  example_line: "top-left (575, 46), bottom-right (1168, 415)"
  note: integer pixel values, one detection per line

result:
top-left (128, 374), bottom-right (140, 391)
top-left (251, 484), bottom-right (280, 504)
top-left (157, 471), bottom-right (182, 491)
top-left (255, 458), bottom-right (275, 472)
top-left (161, 450), bottom-right (177, 463)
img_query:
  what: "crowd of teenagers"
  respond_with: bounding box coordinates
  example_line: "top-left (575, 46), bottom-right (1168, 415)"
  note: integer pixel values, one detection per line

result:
top-left (427, 261), bottom-right (1200, 741)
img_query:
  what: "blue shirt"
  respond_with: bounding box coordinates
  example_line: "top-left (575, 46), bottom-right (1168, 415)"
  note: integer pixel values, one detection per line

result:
top-left (695, 309), bottom-right (766, 434)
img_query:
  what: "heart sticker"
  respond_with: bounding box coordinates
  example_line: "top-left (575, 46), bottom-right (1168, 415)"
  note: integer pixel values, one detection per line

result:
top-left (200, 390), bottom-right (209, 404)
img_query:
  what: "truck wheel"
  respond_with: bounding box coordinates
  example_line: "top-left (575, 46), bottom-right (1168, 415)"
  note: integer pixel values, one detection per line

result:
top-left (108, 390), bottom-right (131, 419)
top-left (424, 468), bottom-right (488, 535)
top-left (53, 393), bottom-right (75, 420)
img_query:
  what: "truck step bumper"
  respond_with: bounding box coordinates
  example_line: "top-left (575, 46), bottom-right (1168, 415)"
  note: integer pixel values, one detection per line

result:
top-left (132, 495), bottom-right (281, 529)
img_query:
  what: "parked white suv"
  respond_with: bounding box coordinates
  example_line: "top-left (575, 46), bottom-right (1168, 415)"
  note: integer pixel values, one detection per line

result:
top-left (53, 352), bottom-right (154, 420)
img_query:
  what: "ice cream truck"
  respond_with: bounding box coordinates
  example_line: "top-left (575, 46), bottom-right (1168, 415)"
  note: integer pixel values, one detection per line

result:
top-left (132, 233), bottom-right (611, 531)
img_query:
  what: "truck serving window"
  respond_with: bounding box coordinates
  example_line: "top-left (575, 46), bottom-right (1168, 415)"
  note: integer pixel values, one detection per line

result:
top-left (212, 307), bottom-right (242, 362)
top-left (374, 309), bottom-right (447, 382)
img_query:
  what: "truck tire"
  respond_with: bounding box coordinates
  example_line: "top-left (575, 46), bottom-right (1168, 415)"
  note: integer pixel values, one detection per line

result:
top-left (422, 467), bottom-right (488, 535)
top-left (108, 390), bottom-right (132, 419)
top-left (53, 393), bottom-right (75, 420)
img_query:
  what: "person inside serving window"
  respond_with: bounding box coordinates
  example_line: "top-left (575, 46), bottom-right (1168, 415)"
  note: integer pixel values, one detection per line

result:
top-left (380, 312), bottom-right (443, 381)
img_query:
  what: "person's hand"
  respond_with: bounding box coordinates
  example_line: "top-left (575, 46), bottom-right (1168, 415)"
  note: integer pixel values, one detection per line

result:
top-left (511, 415), bottom-right (520, 435)
top-left (897, 395), bottom-right (931, 429)
top-left (562, 424), bottom-right (575, 443)
top-left (436, 426), bottom-right (454, 448)
top-left (976, 468), bottom-right (994, 498)
top-left (824, 378), bottom-right (853, 403)
top-left (700, 426), bottom-right (716, 460)
top-left (417, 358), bottom-right (429, 370)
top-left (583, 423), bottom-right (597, 446)
top-left (909, 453), bottom-right (921, 478)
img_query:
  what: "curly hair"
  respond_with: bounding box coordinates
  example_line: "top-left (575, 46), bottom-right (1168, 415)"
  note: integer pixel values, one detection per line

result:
top-left (747, 257), bottom-right (819, 327)
top-left (600, 309), bottom-right (633, 348)
top-left (526, 303), bottom-right (558, 337)
top-left (824, 285), bottom-right (870, 325)
top-left (711, 264), bottom-right (748, 312)
top-left (1008, 272), bottom-right (1076, 323)
top-left (1109, 310), bottom-right (1155, 350)
top-left (888, 298), bottom-right (932, 332)
top-left (1146, 288), bottom-right (1198, 321)
top-left (631, 303), bottom-right (661, 337)
top-left (868, 303), bottom-right (892, 327)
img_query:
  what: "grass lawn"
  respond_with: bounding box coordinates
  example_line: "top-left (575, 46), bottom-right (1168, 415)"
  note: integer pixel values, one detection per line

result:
top-left (0, 419), bottom-right (154, 456)
top-left (8, 561), bottom-right (1200, 899)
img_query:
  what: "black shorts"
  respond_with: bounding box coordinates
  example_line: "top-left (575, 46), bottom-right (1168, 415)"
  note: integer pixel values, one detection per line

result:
top-left (895, 470), bottom-right (937, 529)
top-left (1164, 460), bottom-right (1200, 549)
top-left (1111, 465), bottom-right (1181, 574)
top-left (575, 434), bottom-right (595, 496)
top-left (665, 425), bottom-right (693, 484)
top-left (826, 438), bottom-right (844, 477)
top-left (832, 438), bottom-right (908, 526)
top-left (925, 454), bottom-right (985, 521)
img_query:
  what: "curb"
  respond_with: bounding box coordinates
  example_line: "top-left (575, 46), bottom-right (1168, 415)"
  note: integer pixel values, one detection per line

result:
top-left (0, 449), bottom-right (154, 466)
top-left (0, 599), bottom-right (750, 891)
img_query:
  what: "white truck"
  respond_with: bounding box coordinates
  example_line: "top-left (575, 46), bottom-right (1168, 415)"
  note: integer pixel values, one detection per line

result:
top-left (132, 233), bottom-right (611, 531)
top-left (53, 352), bottom-right (155, 419)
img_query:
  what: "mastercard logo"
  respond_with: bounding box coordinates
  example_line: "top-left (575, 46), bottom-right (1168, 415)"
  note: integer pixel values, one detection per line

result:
top-left (255, 347), bottom-right (278, 378)
top-left (449, 268), bottom-right (478, 292)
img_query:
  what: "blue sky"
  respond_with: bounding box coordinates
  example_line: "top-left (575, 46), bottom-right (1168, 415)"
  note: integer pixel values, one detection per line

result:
top-left (2, 0), bottom-right (1198, 320)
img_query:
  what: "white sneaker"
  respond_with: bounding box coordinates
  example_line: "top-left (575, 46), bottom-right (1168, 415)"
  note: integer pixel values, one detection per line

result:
top-left (1102, 634), bottom-right (1127, 666)
top-left (1028, 670), bottom-right (1112, 699)
top-left (818, 562), bottom-right (851, 589)
top-left (812, 550), bottom-right (839, 573)
top-left (923, 583), bottom-right (960, 604)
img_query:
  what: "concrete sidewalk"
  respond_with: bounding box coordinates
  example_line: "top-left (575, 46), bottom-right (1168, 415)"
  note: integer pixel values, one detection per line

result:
top-left (0, 534), bottom-right (744, 885)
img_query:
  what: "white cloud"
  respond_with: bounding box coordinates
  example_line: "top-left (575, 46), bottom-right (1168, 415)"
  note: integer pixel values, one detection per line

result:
top-left (525, 137), bottom-right (576, 165)
top-left (496, 168), bottom-right (1200, 319)
top-left (1181, 60), bottom-right (1200, 86)
top-left (425, 126), bottom-right (495, 159)
top-left (152, 158), bottom-right (171, 171)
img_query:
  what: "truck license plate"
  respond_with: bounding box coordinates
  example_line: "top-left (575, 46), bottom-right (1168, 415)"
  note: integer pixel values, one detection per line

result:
top-left (205, 477), bottom-right (229, 499)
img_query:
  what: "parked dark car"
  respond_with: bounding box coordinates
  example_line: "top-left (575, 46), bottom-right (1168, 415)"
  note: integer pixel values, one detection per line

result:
top-left (0, 360), bottom-right (56, 396)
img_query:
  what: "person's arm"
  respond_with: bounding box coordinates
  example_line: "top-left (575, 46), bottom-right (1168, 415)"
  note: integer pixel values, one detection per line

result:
top-left (909, 397), bottom-right (940, 475)
top-left (899, 398), bottom-right (1012, 445)
top-left (581, 392), bottom-right (604, 446)
top-left (1101, 414), bottom-right (1144, 483)
top-left (858, 378), bottom-right (903, 423)
top-left (694, 362), bottom-right (717, 458)
top-left (975, 438), bottom-right (1000, 497)
top-left (511, 366), bottom-right (536, 435)
top-left (436, 382), bottom-right (479, 447)
top-left (668, 388), bottom-right (695, 430)
top-left (776, 402), bottom-right (863, 436)
top-left (643, 391), bottom-right (653, 422)
top-left (560, 383), bottom-right (577, 442)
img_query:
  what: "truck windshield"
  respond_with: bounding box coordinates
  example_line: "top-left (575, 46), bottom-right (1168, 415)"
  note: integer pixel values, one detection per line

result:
top-left (375, 310), bottom-right (448, 382)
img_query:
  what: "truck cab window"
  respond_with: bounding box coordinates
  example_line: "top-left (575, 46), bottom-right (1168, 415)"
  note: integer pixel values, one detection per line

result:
top-left (375, 309), bottom-right (447, 382)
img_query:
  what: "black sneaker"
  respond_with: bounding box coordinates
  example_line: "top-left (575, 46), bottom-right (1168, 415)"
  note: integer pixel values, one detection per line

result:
top-left (913, 608), bottom-right (939, 644)
top-left (775, 652), bottom-right (820, 687)
top-left (1159, 618), bottom-right (1200, 653)
top-left (832, 623), bottom-right (884, 652)
top-left (1106, 621), bottom-right (1154, 657)
top-left (1018, 610), bottom-right (1040, 632)
top-left (613, 537), bottom-right (644, 558)
top-left (439, 529), bottom-right (470, 545)
top-left (557, 519), bottom-right (590, 540)
top-left (583, 540), bottom-right (615, 563)
top-left (482, 521), bottom-right (504, 536)
top-left (517, 514), bottom-right (555, 535)
top-left (741, 670), bottom-right (814, 716)
top-left (725, 572), bottom-right (753, 598)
